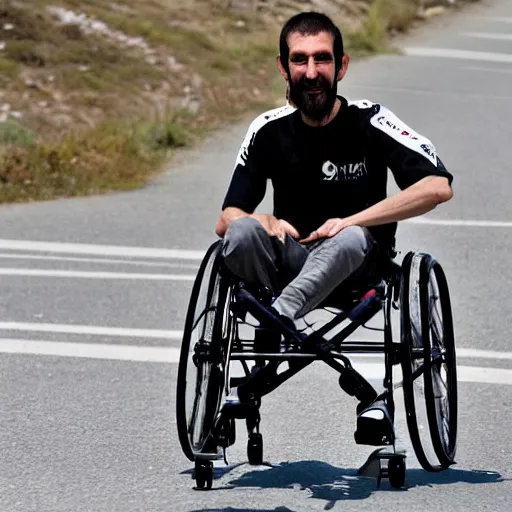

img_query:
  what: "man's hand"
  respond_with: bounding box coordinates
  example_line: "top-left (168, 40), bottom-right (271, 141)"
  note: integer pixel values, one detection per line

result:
top-left (299, 218), bottom-right (351, 243)
top-left (253, 214), bottom-right (299, 243)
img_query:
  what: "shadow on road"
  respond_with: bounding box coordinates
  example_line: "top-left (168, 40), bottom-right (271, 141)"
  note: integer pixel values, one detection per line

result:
top-left (185, 459), bottom-right (505, 512)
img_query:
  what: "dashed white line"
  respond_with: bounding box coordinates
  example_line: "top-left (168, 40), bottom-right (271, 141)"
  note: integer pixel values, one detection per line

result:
top-left (461, 32), bottom-right (512, 41)
top-left (0, 268), bottom-right (195, 280)
top-left (484, 16), bottom-right (512, 24)
top-left (0, 322), bottom-right (181, 339)
top-left (0, 253), bottom-right (199, 269)
top-left (404, 47), bottom-right (512, 64)
top-left (0, 323), bottom-right (510, 363)
top-left (405, 218), bottom-right (512, 228)
top-left (0, 338), bottom-right (180, 363)
top-left (461, 66), bottom-right (512, 75)
top-left (0, 239), bottom-right (206, 260)
top-left (0, 338), bottom-right (510, 386)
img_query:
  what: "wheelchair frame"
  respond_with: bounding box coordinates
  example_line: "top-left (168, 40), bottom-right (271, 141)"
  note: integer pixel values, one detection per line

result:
top-left (176, 240), bottom-right (458, 490)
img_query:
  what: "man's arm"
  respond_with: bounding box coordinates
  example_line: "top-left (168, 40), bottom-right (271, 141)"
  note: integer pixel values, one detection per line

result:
top-left (300, 176), bottom-right (451, 242)
top-left (348, 175), bottom-right (452, 226)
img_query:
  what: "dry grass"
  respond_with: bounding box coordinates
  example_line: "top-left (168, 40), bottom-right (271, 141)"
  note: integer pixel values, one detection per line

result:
top-left (0, 0), bottom-right (474, 203)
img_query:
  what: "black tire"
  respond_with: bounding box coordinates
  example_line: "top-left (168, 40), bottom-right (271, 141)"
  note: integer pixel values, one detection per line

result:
top-left (176, 241), bottom-right (232, 461)
top-left (421, 255), bottom-right (458, 467)
top-left (247, 433), bottom-right (263, 465)
top-left (400, 252), bottom-right (457, 472)
top-left (388, 457), bottom-right (406, 489)
top-left (194, 460), bottom-right (213, 490)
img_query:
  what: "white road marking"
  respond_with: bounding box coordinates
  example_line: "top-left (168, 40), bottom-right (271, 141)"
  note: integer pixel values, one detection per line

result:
top-left (348, 83), bottom-right (512, 101)
top-left (0, 338), bottom-right (180, 363)
top-left (457, 348), bottom-right (512, 360)
top-left (353, 363), bottom-right (512, 386)
top-left (485, 16), bottom-right (512, 23)
top-left (461, 32), bottom-right (512, 41)
top-left (0, 322), bottom-right (510, 363)
top-left (0, 253), bottom-right (199, 269)
top-left (405, 218), bottom-right (512, 228)
top-left (0, 239), bottom-right (206, 260)
top-left (461, 66), bottom-right (512, 75)
top-left (0, 338), bottom-right (511, 385)
top-left (0, 322), bottom-right (182, 339)
top-left (404, 47), bottom-right (512, 63)
top-left (0, 268), bottom-right (195, 280)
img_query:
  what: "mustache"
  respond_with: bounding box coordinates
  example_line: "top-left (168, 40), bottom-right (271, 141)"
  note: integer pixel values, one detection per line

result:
top-left (297, 76), bottom-right (330, 91)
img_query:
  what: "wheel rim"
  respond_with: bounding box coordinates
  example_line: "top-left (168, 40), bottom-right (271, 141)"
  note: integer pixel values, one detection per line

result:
top-left (424, 262), bottom-right (457, 465)
top-left (176, 242), bottom-right (232, 460)
top-left (401, 252), bottom-right (456, 472)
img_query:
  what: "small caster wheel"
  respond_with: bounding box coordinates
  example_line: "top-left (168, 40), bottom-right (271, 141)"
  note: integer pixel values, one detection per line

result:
top-left (388, 457), bottom-right (406, 489)
top-left (194, 460), bottom-right (213, 490)
top-left (247, 433), bottom-right (263, 465)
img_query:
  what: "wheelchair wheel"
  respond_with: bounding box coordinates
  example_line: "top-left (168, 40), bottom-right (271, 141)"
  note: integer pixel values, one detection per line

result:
top-left (400, 252), bottom-right (457, 472)
top-left (176, 241), bottom-right (233, 461)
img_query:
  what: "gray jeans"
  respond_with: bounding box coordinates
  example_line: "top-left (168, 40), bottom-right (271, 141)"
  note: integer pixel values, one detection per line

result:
top-left (222, 217), bottom-right (378, 320)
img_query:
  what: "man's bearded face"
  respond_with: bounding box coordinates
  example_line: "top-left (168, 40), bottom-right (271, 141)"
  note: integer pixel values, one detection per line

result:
top-left (288, 72), bottom-right (338, 121)
top-left (284, 31), bottom-right (339, 121)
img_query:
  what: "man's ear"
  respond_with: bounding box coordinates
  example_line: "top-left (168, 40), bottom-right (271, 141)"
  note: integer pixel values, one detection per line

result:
top-left (277, 55), bottom-right (289, 81)
top-left (337, 54), bottom-right (350, 81)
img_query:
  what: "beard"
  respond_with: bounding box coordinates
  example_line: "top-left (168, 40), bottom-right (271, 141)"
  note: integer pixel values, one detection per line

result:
top-left (288, 74), bottom-right (338, 121)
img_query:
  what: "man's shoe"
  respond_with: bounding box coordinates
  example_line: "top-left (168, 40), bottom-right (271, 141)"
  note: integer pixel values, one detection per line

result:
top-left (354, 399), bottom-right (394, 446)
top-left (265, 307), bottom-right (302, 353)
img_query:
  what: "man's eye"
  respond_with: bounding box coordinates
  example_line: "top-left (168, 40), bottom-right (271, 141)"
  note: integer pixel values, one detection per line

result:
top-left (315, 54), bottom-right (333, 63)
top-left (291, 56), bottom-right (307, 64)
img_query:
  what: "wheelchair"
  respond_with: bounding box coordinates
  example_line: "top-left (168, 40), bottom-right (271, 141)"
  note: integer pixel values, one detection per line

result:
top-left (176, 240), bottom-right (458, 490)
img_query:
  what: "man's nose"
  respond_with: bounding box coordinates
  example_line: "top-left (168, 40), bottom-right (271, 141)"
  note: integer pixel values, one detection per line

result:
top-left (306, 57), bottom-right (318, 80)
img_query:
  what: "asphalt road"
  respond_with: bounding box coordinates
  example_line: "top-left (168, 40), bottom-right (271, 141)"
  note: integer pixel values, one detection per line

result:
top-left (1, 1), bottom-right (512, 511)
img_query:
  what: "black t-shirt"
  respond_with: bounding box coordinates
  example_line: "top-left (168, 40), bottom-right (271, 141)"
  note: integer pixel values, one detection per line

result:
top-left (221, 96), bottom-right (453, 248)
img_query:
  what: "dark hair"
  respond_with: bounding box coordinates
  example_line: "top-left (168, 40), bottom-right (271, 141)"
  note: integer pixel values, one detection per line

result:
top-left (279, 12), bottom-right (344, 75)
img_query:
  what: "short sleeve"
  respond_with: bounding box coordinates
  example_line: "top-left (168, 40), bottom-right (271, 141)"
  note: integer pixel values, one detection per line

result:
top-left (367, 104), bottom-right (453, 190)
top-left (221, 121), bottom-right (270, 213)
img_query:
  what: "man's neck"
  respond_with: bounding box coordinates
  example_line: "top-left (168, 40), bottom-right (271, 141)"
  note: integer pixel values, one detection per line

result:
top-left (301, 97), bottom-right (341, 127)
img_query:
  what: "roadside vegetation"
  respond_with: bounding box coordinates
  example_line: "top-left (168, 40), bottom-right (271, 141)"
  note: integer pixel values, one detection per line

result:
top-left (0, 0), bottom-right (477, 203)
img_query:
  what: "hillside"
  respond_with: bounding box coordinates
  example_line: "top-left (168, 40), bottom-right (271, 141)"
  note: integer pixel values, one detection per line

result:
top-left (0, 0), bottom-right (476, 202)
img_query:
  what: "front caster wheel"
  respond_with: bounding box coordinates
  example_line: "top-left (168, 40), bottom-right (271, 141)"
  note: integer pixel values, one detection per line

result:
top-left (388, 457), bottom-right (406, 489)
top-left (247, 433), bottom-right (263, 465)
top-left (194, 460), bottom-right (213, 490)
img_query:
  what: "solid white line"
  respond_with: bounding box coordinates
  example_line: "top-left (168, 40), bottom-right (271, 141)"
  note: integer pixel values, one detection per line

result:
top-left (1, 322), bottom-right (511, 362)
top-left (0, 253), bottom-right (199, 269)
top-left (1, 339), bottom-right (511, 385)
top-left (348, 84), bottom-right (512, 101)
top-left (405, 218), bottom-right (512, 228)
top-left (353, 363), bottom-right (512, 386)
top-left (461, 32), bottom-right (512, 41)
top-left (0, 322), bottom-right (182, 339)
top-left (457, 348), bottom-right (512, 360)
top-left (404, 47), bottom-right (512, 64)
top-left (485, 17), bottom-right (512, 24)
top-left (0, 338), bottom-right (180, 363)
top-left (0, 268), bottom-right (195, 280)
top-left (461, 66), bottom-right (512, 75)
top-left (0, 239), bottom-right (206, 261)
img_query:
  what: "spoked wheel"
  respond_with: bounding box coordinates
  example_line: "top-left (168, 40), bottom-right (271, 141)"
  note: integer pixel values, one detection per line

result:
top-left (400, 252), bottom-right (457, 472)
top-left (176, 241), bottom-right (233, 461)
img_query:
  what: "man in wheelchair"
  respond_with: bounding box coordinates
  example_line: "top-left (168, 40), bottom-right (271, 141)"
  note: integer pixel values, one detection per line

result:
top-left (214, 12), bottom-right (453, 447)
